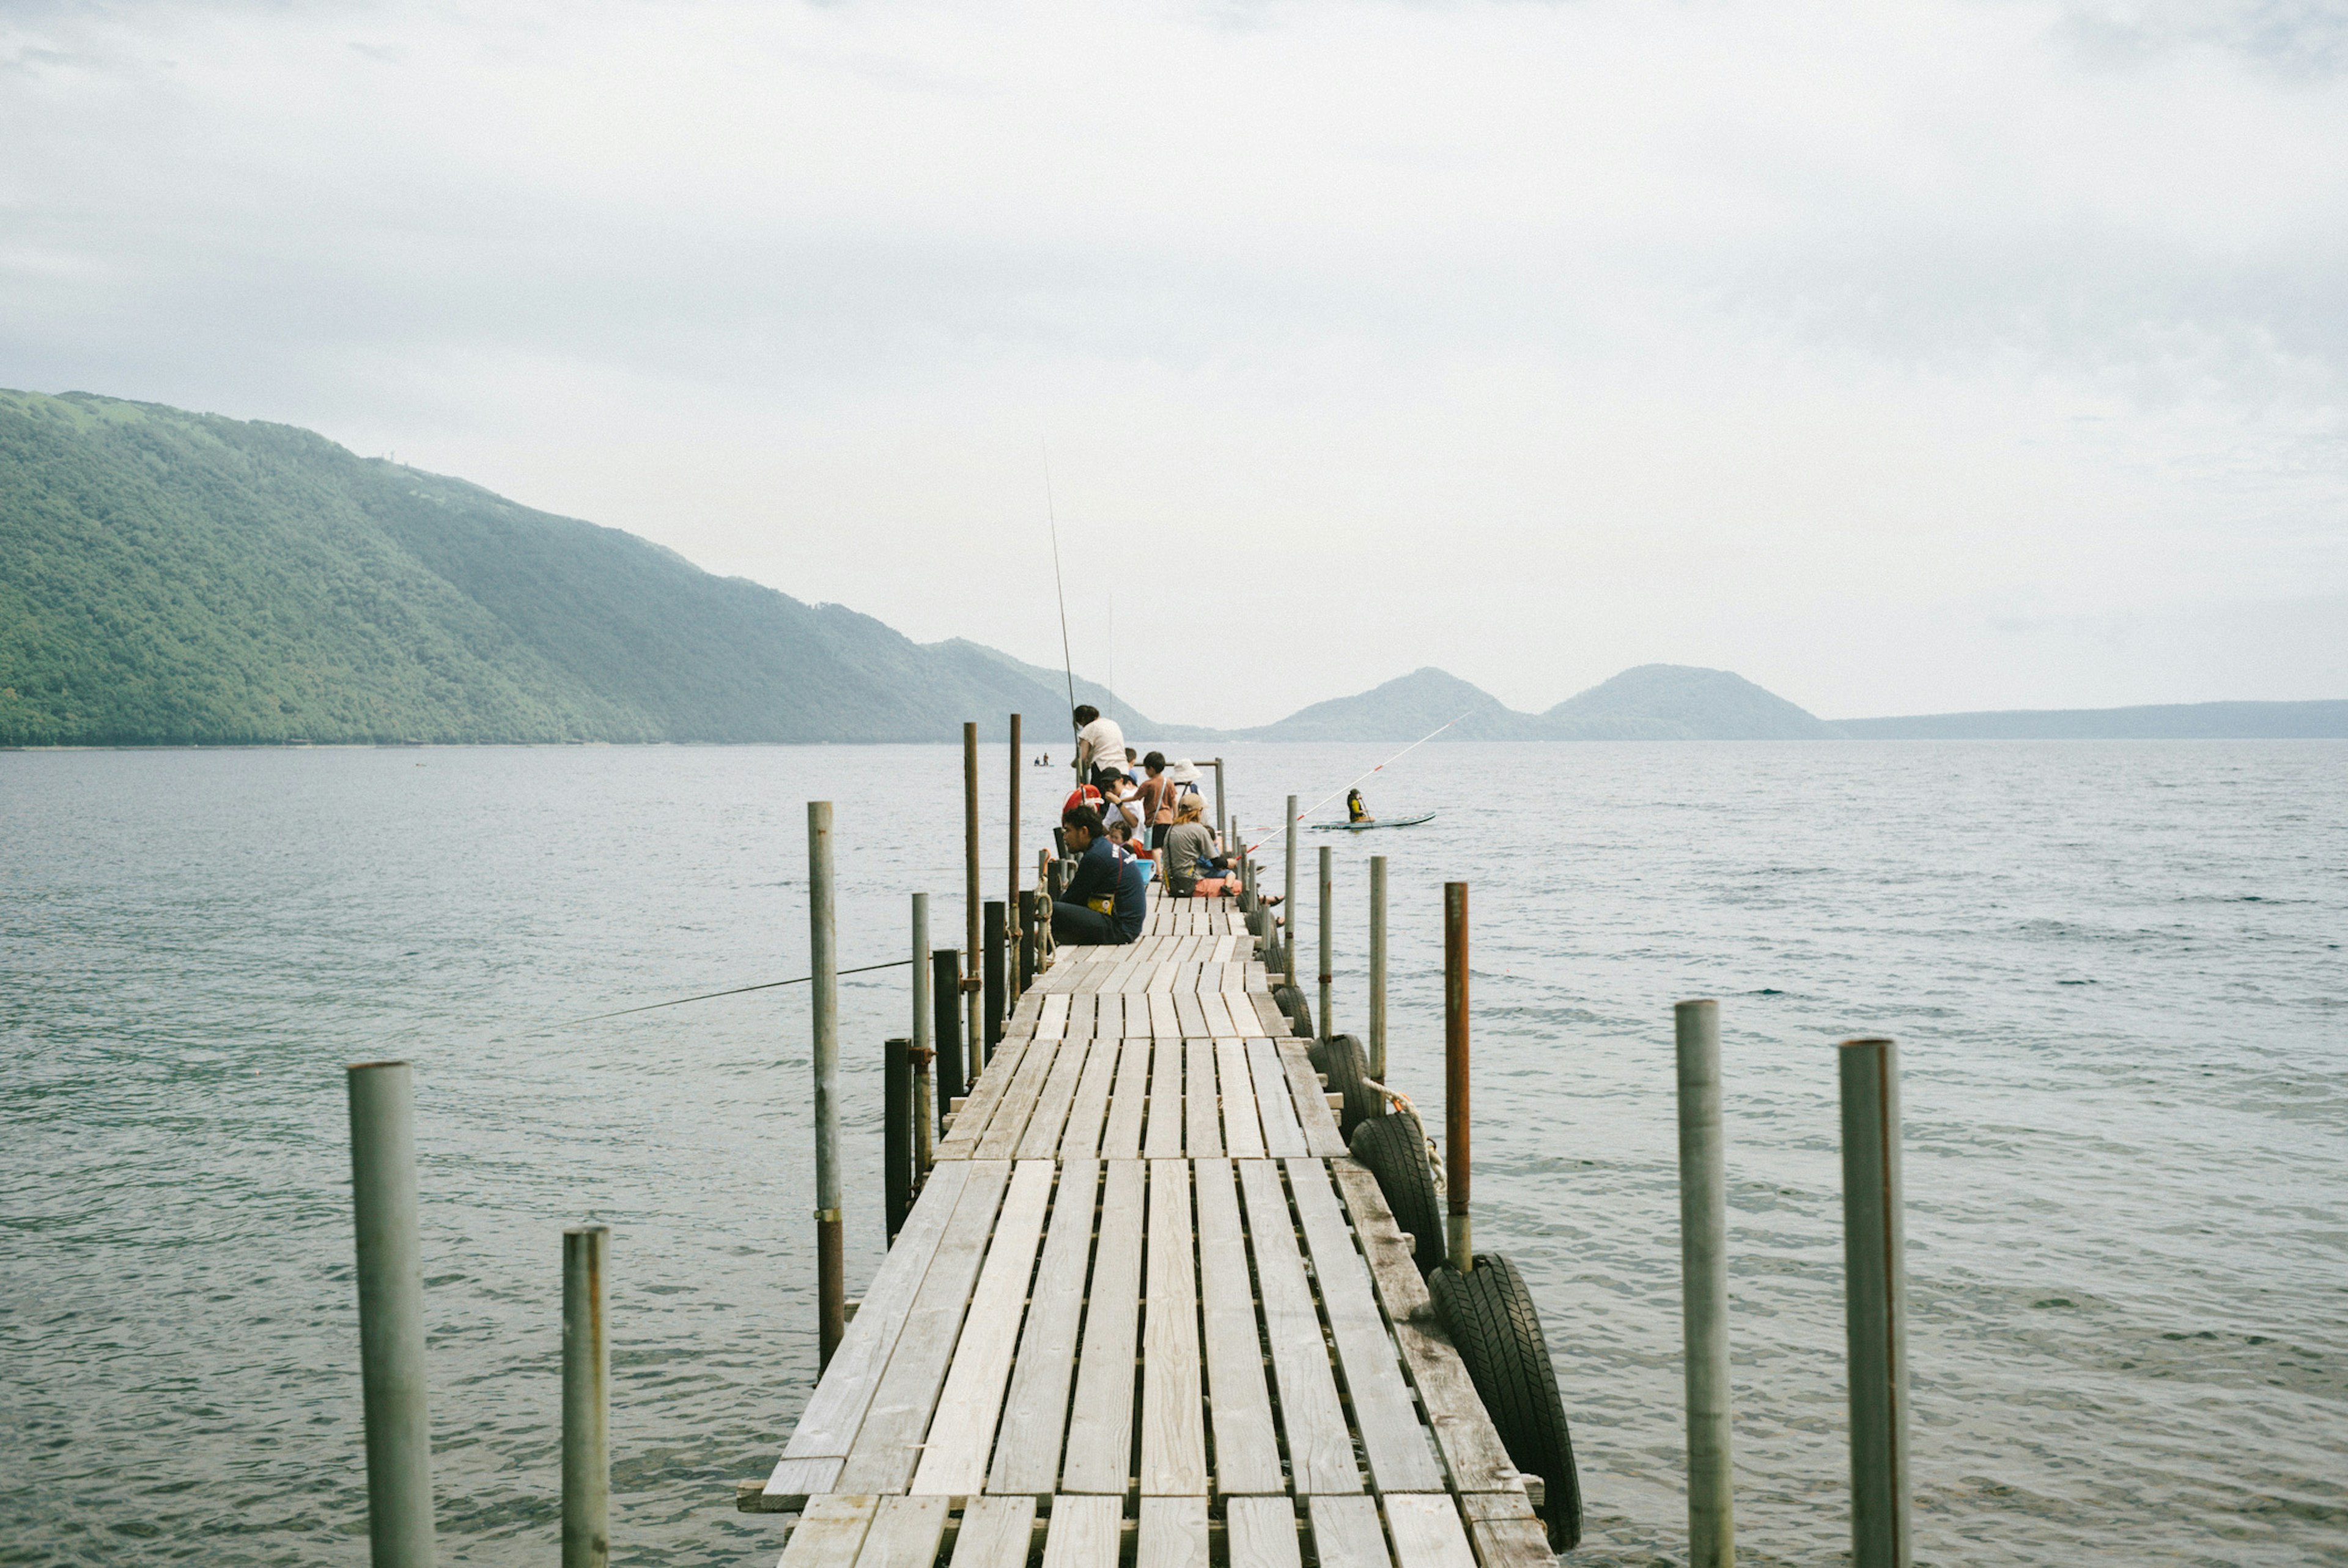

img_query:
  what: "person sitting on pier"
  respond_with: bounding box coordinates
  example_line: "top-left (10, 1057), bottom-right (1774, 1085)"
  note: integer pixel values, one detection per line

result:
top-left (1104, 817), bottom-right (1156, 877)
top-left (1072, 704), bottom-right (1124, 787)
top-left (1054, 805), bottom-right (1147, 945)
top-left (1101, 773), bottom-right (1145, 842)
top-left (1162, 795), bottom-right (1235, 897)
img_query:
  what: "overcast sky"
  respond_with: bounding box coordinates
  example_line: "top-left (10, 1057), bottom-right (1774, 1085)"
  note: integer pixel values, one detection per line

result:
top-left (4, 0), bottom-right (2344, 726)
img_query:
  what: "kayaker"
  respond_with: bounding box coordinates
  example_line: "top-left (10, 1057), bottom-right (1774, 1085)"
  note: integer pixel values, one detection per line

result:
top-left (1347, 787), bottom-right (1373, 823)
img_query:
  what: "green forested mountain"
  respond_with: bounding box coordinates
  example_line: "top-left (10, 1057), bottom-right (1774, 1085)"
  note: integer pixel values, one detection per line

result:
top-left (0, 389), bottom-right (1135, 745)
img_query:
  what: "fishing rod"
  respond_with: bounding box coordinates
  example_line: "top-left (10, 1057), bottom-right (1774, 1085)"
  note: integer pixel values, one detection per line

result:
top-left (563, 957), bottom-right (915, 1025)
top-left (1244, 707), bottom-right (1476, 853)
top-left (1043, 442), bottom-right (1078, 748)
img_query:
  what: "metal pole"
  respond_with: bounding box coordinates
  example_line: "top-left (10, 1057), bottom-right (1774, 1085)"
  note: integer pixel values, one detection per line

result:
top-left (1675, 1001), bottom-right (1735, 1568)
top-left (884, 1039), bottom-right (912, 1242)
top-left (1444, 882), bottom-right (1471, 1272)
top-left (1008, 713), bottom-right (1022, 962)
top-left (345, 1060), bottom-right (436, 1568)
top-left (1212, 757), bottom-right (1226, 844)
top-left (1317, 844), bottom-right (1334, 1043)
top-left (1283, 794), bottom-right (1299, 979)
top-left (912, 895), bottom-right (933, 1173)
top-left (983, 900), bottom-right (1006, 1054)
top-left (561, 1223), bottom-right (610, 1568)
top-left (931, 948), bottom-right (964, 1124)
top-left (1368, 856), bottom-right (1387, 1082)
top-left (963, 721), bottom-right (981, 1071)
top-left (808, 800), bottom-right (844, 1370)
top-left (1017, 890), bottom-right (1038, 995)
top-left (1839, 1036), bottom-right (1911, 1568)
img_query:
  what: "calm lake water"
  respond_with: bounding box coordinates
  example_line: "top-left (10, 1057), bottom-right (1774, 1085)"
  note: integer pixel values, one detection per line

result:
top-left (3, 741), bottom-right (2344, 1566)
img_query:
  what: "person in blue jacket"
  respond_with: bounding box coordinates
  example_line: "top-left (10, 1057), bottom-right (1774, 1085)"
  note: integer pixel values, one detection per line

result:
top-left (1054, 805), bottom-right (1147, 945)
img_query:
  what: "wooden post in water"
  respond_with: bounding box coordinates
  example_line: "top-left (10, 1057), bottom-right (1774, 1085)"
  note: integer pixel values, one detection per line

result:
top-left (884, 1039), bottom-right (912, 1242)
top-left (911, 894), bottom-right (934, 1173)
top-left (1283, 794), bottom-right (1299, 979)
top-left (1367, 856), bottom-right (1388, 1081)
top-left (1007, 713), bottom-right (1022, 968)
top-left (982, 900), bottom-right (1006, 1054)
top-left (962, 723), bottom-right (981, 1071)
top-left (1839, 1036), bottom-right (1911, 1568)
top-left (1211, 757), bottom-right (1227, 844)
top-left (1444, 882), bottom-right (1471, 1272)
top-left (1317, 844), bottom-right (1334, 1043)
top-left (931, 949), bottom-right (964, 1124)
top-left (345, 1060), bottom-right (436, 1568)
top-left (1675, 1000), bottom-right (1735, 1568)
top-left (561, 1223), bottom-right (610, 1568)
top-left (807, 801), bottom-right (844, 1370)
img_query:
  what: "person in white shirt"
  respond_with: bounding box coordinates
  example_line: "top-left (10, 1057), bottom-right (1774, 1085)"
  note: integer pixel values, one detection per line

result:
top-left (1072, 705), bottom-right (1126, 788)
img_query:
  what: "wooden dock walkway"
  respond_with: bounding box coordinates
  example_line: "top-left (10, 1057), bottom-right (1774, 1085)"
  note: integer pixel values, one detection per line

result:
top-left (758, 888), bottom-right (1552, 1568)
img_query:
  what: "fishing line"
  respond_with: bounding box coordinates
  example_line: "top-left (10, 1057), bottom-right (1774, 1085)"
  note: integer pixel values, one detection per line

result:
top-left (1043, 441), bottom-right (1078, 744)
top-left (563, 958), bottom-right (915, 1025)
top-left (1245, 707), bottom-right (1476, 853)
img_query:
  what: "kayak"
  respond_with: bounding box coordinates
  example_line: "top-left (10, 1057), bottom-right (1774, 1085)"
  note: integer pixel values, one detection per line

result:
top-left (1310, 812), bottom-right (1435, 831)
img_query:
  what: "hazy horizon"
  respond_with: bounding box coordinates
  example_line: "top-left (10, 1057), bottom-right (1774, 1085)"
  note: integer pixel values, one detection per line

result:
top-left (5, 1), bottom-right (2344, 727)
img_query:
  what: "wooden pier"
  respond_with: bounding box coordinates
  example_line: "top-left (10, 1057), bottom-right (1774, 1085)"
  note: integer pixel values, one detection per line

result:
top-left (756, 888), bottom-right (1556, 1568)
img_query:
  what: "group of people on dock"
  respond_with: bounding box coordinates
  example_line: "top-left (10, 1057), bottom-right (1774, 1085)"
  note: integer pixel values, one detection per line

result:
top-left (1052, 704), bottom-right (1274, 947)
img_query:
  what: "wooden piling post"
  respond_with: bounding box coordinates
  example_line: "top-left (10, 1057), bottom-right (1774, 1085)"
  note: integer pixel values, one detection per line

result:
top-left (962, 722), bottom-right (981, 1071)
top-left (1444, 882), bottom-right (1471, 1272)
top-left (1317, 844), bottom-right (1334, 1043)
top-left (1675, 1000), bottom-right (1735, 1568)
top-left (983, 900), bottom-right (1006, 1053)
top-left (1283, 794), bottom-right (1299, 978)
top-left (911, 894), bottom-right (933, 1173)
top-left (1017, 890), bottom-right (1038, 994)
top-left (1211, 757), bottom-right (1227, 844)
top-left (1008, 712), bottom-right (1022, 966)
top-left (1367, 855), bottom-right (1387, 1081)
top-left (1839, 1036), bottom-right (1911, 1568)
top-left (345, 1059), bottom-right (437, 1568)
top-left (808, 801), bottom-right (844, 1370)
top-left (931, 948), bottom-right (964, 1123)
top-left (884, 1039), bottom-right (912, 1242)
top-left (561, 1223), bottom-right (610, 1568)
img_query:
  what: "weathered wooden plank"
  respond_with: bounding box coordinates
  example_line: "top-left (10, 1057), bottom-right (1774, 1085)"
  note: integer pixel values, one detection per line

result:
top-left (1383, 1495), bottom-right (1479, 1568)
top-left (1227, 1497), bottom-right (1304, 1568)
top-left (1194, 1158), bottom-right (1281, 1495)
top-left (1327, 1164), bottom-right (1519, 1496)
top-left (855, 1495), bottom-right (951, 1568)
top-left (836, 1162), bottom-right (1014, 1492)
top-left (1140, 1159), bottom-right (1206, 1496)
top-left (1138, 1496), bottom-right (1209, 1568)
top-left (1061, 1160), bottom-right (1146, 1493)
top-left (937, 1034), bottom-right (1033, 1160)
top-left (1101, 1037), bottom-right (1149, 1159)
top-left (1060, 1037), bottom-right (1120, 1160)
top-left (1149, 993), bottom-right (1180, 1040)
top-left (1249, 1040), bottom-right (1307, 1159)
top-left (1017, 1032), bottom-right (1091, 1160)
top-left (1216, 1039), bottom-right (1265, 1160)
top-left (1235, 1160), bottom-right (1356, 1494)
top-left (761, 1454), bottom-right (843, 1507)
top-left (1465, 1516), bottom-right (1553, 1568)
top-left (778, 1495), bottom-right (880, 1568)
top-left (910, 1161), bottom-right (1055, 1496)
top-left (1198, 992), bottom-right (1240, 1040)
top-left (1249, 993), bottom-right (1289, 1038)
top-left (978, 1035), bottom-right (1062, 1158)
top-left (1173, 992), bottom-right (1208, 1040)
top-left (1279, 1040), bottom-right (1350, 1158)
top-left (1150, 961), bottom-right (1179, 995)
top-left (949, 1496), bottom-right (1038, 1568)
top-left (1285, 1159), bottom-right (1445, 1493)
top-left (778, 1161), bottom-right (973, 1467)
top-left (1183, 1039), bottom-right (1221, 1158)
top-left (1041, 993), bottom-right (1071, 1030)
top-left (1143, 1036), bottom-right (1184, 1158)
top-left (1305, 1496), bottom-right (1390, 1568)
top-left (989, 1161), bottom-right (1102, 1495)
top-left (1039, 1495), bottom-right (1121, 1568)
top-left (1065, 994), bottom-right (1095, 1039)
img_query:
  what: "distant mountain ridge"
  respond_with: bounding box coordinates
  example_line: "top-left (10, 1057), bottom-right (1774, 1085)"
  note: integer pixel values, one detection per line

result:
top-left (1224, 664), bottom-right (1840, 742)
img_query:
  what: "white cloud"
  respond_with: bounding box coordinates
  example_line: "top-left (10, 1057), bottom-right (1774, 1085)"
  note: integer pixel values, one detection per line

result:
top-left (3, 0), bottom-right (2343, 722)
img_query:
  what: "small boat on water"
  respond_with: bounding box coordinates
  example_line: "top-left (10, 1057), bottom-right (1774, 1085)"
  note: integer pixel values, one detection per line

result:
top-left (1311, 812), bottom-right (1436, 831)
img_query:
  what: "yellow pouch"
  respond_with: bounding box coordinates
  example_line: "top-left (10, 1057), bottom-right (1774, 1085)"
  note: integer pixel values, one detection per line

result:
top-left (1088, 895), bottom-right (1114, 915)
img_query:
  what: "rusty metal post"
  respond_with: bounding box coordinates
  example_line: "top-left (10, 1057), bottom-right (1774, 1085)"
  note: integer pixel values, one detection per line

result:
top-left (1008, 712), bottom-right (1022, 965)
top-left (1283, 794), bottom-right (1299, 978)
top-left (1211, 757), bottom-right (1227, 844)
top-left (884, 1038), bottom-right (912, 1242)
top-left (1367, 855), bottom-right (1387, 1081)
top-left (1840, 1036), bottom-right (1911, 1568)
top-left (963, 722), bottom-right (981, 1070)
top-left (561, 1223), bottom-right (610, 1568)
top-left (808, 800), bottom-right (844, 1369)
top-left (932, 949), bottom-right (964, 1122)
top-left (1444, 881), bottom-right (1471, 1272)
top-left (983, 900), bottom-right (1006, 1053)
top-left (1317, 844), bottom-right (1334, 1043)
top-left (911, 894), bottom-right (934, 1173)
